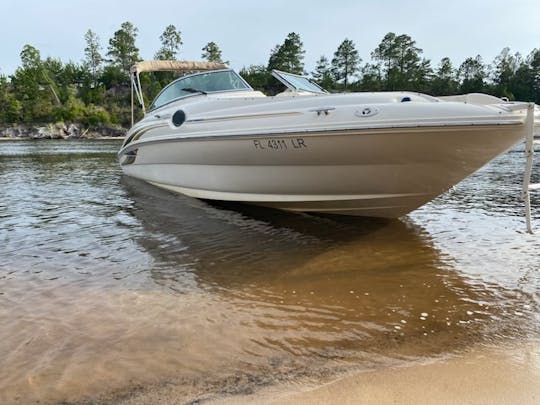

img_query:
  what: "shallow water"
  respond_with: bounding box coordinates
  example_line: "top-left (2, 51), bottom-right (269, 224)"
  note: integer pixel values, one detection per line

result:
top-left (0, 140), bottom-right (539, 403)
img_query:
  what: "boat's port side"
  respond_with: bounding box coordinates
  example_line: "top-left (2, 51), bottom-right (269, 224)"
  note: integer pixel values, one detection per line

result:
top-left (121, 122), bottom-right (168, 150)
top-left (119, 120), bottom-right (525, 219)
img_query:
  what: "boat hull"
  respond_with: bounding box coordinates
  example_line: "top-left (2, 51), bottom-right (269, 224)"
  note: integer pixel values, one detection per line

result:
top-left (120, 124), bottom-right (524, 218)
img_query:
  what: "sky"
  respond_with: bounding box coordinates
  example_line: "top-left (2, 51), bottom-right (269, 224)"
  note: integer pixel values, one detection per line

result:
top-left (2, 0), bottom-right (540, 76)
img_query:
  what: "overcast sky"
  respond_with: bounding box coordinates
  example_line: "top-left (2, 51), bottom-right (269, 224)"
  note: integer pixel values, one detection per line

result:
top-left (2, 0), bottom-right (540, 76)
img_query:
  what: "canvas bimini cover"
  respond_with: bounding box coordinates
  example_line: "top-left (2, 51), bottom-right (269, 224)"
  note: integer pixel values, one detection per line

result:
top-left (131, 60), bottom-right (227, 74)
top-left (130, 60), bottom-right (228, 123)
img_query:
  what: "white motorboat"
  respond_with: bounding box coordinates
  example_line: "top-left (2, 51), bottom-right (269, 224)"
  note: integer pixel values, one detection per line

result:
top-left (118, 60), bottom-right (539, 218)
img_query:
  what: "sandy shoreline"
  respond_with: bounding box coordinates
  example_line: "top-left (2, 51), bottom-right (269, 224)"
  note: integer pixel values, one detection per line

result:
top-left (115, 341), bottom-right (539, 405)
top-left (222, 342), bottom-right (540, 405)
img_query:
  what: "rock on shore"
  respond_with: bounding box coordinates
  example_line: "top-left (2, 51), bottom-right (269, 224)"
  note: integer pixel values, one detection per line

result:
top-left (0, 123), bottom-right (126, 139)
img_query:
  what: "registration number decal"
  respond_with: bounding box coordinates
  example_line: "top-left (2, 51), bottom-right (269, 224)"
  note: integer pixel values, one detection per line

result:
top-left (253, 138), bottom-right (307, 150)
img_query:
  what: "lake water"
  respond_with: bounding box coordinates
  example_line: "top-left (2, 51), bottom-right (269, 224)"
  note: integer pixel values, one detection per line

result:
top-left (0, 140), bottom-right (539, 403)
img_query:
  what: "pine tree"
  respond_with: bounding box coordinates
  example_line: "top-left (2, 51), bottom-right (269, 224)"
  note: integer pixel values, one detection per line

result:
top-left (11, 45), bottom-right (58, 122)
top-left (20, 44), bottom-right (41, 70)
top-left (528, 49), bottom-right (540, 103)
top-left (201, 42), bottom-right (226, 64)
top-left (458, 55), bottom-right (486, 93)
top-left (431, 57), bottom-right (458, 95)
top-left (267, 32), bottom-right (305, 74)
top-left (239, 64), bottom-right (271, 91)
top-left (331, 39), bottom-right (360, 89)
top-left (0, 75), bottom-right (22, 123)
top-left (492, 47), bottom-right (521, 99)
top-left (83, 29), bottom-right (103, 87)
top-left (312, 55), bottom-right (335, 89)
top-left (107, 22), bottom-right (140, 72)
top-left (371, 32), bottom-right (429, 91)
top-left (155, 25), bottom-right (182, 60)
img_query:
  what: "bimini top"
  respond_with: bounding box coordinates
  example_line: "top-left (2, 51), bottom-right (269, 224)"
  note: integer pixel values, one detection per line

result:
top-left (130, 60), bottom-right (230, 122)
top-left (130, 60), bottom-right (228, 74)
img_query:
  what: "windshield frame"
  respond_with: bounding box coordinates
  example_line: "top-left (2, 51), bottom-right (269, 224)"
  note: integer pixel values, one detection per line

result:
top-left (271, 70), bottom-right (326, 94)
top-left (149, 69), bottom-right (254, 111)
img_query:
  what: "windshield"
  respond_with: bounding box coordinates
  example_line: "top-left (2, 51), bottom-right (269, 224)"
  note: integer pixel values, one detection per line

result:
top-left (150, 70), bottom-right (251, 110)
top-left (272, 70), bottom-right (325, 94)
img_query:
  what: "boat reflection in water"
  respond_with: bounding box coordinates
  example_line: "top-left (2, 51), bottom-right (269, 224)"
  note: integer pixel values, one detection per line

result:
top-left (124, 177), bottom-right (534, 365)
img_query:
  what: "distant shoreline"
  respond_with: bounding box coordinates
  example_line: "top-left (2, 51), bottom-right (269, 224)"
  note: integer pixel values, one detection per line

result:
top-left (0, 136), bottom-right (125, 140)
top-left (0, 122), bottom-right (127, 140)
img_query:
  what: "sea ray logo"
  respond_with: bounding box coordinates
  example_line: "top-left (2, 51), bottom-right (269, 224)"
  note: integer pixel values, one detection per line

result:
top-left (355, 107), bottom-right (380, 118)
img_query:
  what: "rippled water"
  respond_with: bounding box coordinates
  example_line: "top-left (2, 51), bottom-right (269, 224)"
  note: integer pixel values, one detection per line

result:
top-left (0, 140), bottom-right (539, 404)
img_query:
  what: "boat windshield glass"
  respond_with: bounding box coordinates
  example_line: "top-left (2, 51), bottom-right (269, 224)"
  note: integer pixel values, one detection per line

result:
top-left (272, 70), bottom-right (326, 94)
top-left (150, 70), bottom-right (251, 110)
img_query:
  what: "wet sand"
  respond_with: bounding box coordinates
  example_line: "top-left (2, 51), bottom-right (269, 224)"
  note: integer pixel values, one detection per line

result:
top-left (223, 342), bottom-right (540, 405)
top-left (116, 342), bottom-right (538, 404)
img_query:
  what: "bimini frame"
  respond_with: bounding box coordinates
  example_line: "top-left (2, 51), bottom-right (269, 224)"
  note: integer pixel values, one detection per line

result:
top-left (522, 103), bottom-right (540, 233)
top-left (491, 102), bottom-right (539, 233)
top-left (129, 60), bottom-right (228, 126)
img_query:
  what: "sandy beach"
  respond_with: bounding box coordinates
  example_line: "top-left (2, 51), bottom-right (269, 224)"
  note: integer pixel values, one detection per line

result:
top-left (114, 341), bottom-right (539, 404)
top-left (264, 342), bottom-right (540, 405)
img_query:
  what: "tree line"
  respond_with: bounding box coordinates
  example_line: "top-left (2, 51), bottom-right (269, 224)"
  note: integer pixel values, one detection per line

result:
top-left (1, 22), bottom-right (539, 128)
